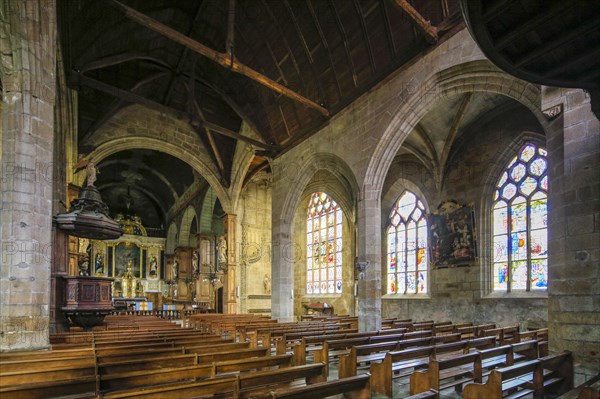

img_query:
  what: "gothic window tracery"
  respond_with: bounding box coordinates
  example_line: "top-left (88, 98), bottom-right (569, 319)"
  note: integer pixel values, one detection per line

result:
top-left (492, 144), bottom-right (548, 291)
top-left (387, 191), bottom-right (428, 294)
top-left (306, 192), bottom-right (343, 295)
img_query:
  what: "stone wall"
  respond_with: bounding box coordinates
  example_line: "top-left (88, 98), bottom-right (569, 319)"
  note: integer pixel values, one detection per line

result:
top-left (237, 173), bottom-right (272, 315)
top-left (269, 26), bottom-right (598, 368)
top-left (542, 86), bottom-right (599, 370)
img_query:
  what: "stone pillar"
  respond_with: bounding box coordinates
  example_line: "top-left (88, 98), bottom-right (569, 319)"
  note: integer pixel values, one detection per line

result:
top-left (543, 87), bottom-right (599, 372)
top-left (356, 184), bottom-right (382, 331)
top-left (0, 0), bottom-right (57, 350)
top-left (223, 214), bottom-right (238, 314)
top-left (271, 161), bottom-right (294, 322)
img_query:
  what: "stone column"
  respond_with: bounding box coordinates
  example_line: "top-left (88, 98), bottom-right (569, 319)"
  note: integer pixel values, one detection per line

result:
top-left (0, 0), bottom-right (57, 350)
top-left (270, 161), bottom-right (294, 322)
top-left (223, 214), bottom-right (238, 314)
top-left (356, 184), bottom-right (382, 331)
top-left (543, 87), bottom-right (599, 372)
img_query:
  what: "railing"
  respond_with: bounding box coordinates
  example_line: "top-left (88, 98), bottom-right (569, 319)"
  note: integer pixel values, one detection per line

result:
top-left (110, 309), bottom-right (208, 320)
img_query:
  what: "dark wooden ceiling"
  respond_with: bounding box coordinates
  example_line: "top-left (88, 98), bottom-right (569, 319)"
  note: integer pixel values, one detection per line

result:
top-left (59, 0), bottom-right (463, 186)
top-left (461, 0), bottom-right (600, 118)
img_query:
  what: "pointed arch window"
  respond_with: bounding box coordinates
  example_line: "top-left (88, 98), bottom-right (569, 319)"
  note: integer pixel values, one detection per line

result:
top-left (493, 144), bottom-right (548, 291)
top-left (387, 191), bottom-right (428, 294)
top-left (306, 192), bottom-right (343, 295)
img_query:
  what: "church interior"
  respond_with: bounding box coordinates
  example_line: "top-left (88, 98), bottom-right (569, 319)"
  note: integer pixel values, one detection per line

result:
top-left (1, 0), bottom-right (599, 397)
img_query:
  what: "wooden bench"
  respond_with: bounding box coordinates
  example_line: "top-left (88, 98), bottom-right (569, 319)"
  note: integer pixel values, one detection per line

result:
top-left (98, 347), bottom-right (272, 374)
top-left (99, 364), bottom-right (213, 392)
top-left (238, 363), bottom-right (327, 398)
top-left (410, 352), bottom-right (483, 395)
top-left (463, 351), bottom-right (573, 399)
top-left (558, 374), bottom-right (600, 399)
top-left (268, 373), bottom-right (371, 399)
top-left (370, 346), bottom-right (435, 397)
top-left (99, 375), bottom-right (239, 399)
top-left (0, 355), bottom-right (97, 399)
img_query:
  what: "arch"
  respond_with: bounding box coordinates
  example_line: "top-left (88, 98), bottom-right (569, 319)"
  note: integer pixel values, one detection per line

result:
top-left (87, 137), bottom-right (232, 213)
top-left (365, 60), bottom-right (547, 196)
top-left (179, 205), bottom-right (198, 247)
top-left (199, 186), bottom-right (219, 233)
top-left (277, 152), bottom-right (359, 226)
top-left (166, 222), bottom-right (178, 254)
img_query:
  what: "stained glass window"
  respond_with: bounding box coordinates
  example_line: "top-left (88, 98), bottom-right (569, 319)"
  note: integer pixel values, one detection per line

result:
top-left (387, 191), bottom-right (428, 294)
top-left (493, 144), bottom-right (548, 291)
top-left (307, 192), bottom-right (342, 295)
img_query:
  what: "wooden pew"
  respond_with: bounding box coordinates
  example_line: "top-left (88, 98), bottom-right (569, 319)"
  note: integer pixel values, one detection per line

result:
top-left (98, 347), bottom-right (271, 374)
top-left (268, 373), bottom-right (371, 399)
top-left (409, 352), bottom-right (483, 395)
top-left (99, 375), bottom-right (239, 399)
top-left (238, 363), bottom-right (327, 398)
top-left (0, 354), bottom-right (97, 399)
top-left (463, 351), bottom-right (573, 399)
top-left (557, 374), bottom-right (600, 399)
top-left (370, 346), bottom-right (435, 397)
top-left (99, 364), bottom-right (213, 391)
top-left (213, 353), bottom-right (294, 375)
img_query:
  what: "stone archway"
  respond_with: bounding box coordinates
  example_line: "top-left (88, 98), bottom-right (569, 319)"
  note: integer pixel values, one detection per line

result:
top-left (271, 152), bottom-right (359, 321)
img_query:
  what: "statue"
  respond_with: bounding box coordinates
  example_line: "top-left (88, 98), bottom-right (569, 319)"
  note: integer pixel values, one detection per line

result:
top-left (172, 258), bottom-right (179, 280)
top-left (149, 255), bottom-right (158, 278)
top-left (95, 252), bottom-right (104, 275)
top-left (74, 158), bottom-right (99, 187)
top-left (263, 274), bottom-right (271, 295)
top-left (78, 256), bottom-right (90, 276)
top-left (217, 237), bottom-right (227, 269)
top-left (192, 250), bottom-right (199, 276)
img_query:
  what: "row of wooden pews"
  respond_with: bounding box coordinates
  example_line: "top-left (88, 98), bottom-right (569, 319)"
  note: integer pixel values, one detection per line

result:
top-left (1, 314), bottom-right (374, 399)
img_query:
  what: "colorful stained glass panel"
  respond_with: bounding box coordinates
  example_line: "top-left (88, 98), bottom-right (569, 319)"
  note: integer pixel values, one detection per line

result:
top-left (510, 200), bottom-right (527, 232)
top-left (529, 158), bottom-right (546, 176)
top-left (406, 273), bottom-right (416, 293)
top-left (418, 271), bottom-right (427, 293)
top-left (510, 163), bottom-right (526, 182)
top-left (511, 261), bottom-right (527, 290)
top-left (493, 205), bottom-right (508, 233)
top-left (502, 183), bottom-right (517, 200)
top-left (494, 262), bottom-right (508, 290)
top-left (388, 274), bottom-right (396, 294)
top-left (530, 229), bottom-right (548, 258)
top-left (520, 177), bottom-right (537, 196)
top-left (493, 234), bottom-right (508, 262)
top-left (531, 259), bottom-right (548, 289)
top-left (520, 145), bottom-right (536, 162)
top-left (511, 231), bottom-right (528, 261)
top-left (530, 198), bottom-right (547, 229)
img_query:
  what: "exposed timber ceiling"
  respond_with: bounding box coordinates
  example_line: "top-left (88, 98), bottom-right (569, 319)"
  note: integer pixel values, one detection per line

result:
top-left (59, 0), bottom-right (463, 193)
top-left (460, 0), bottom-right (600, 118)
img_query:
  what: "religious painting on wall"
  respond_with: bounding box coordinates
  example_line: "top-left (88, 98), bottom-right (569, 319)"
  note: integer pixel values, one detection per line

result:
top-left (114, 242), bottom-right (141, 277)
top-left (429, 201), bottom-right (476, 267)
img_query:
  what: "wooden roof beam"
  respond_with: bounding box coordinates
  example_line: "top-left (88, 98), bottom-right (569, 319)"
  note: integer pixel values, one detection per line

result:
top-left (75, 73), bottom-right (276, 151)
top-left (354, 0), bottom-right (377, 73)
top-left (111, 0), bottom-right (329, 117)
top-left (393, 0), bottom-right (438, 43)
top-left (329, 0), bottom-right (358, 88)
